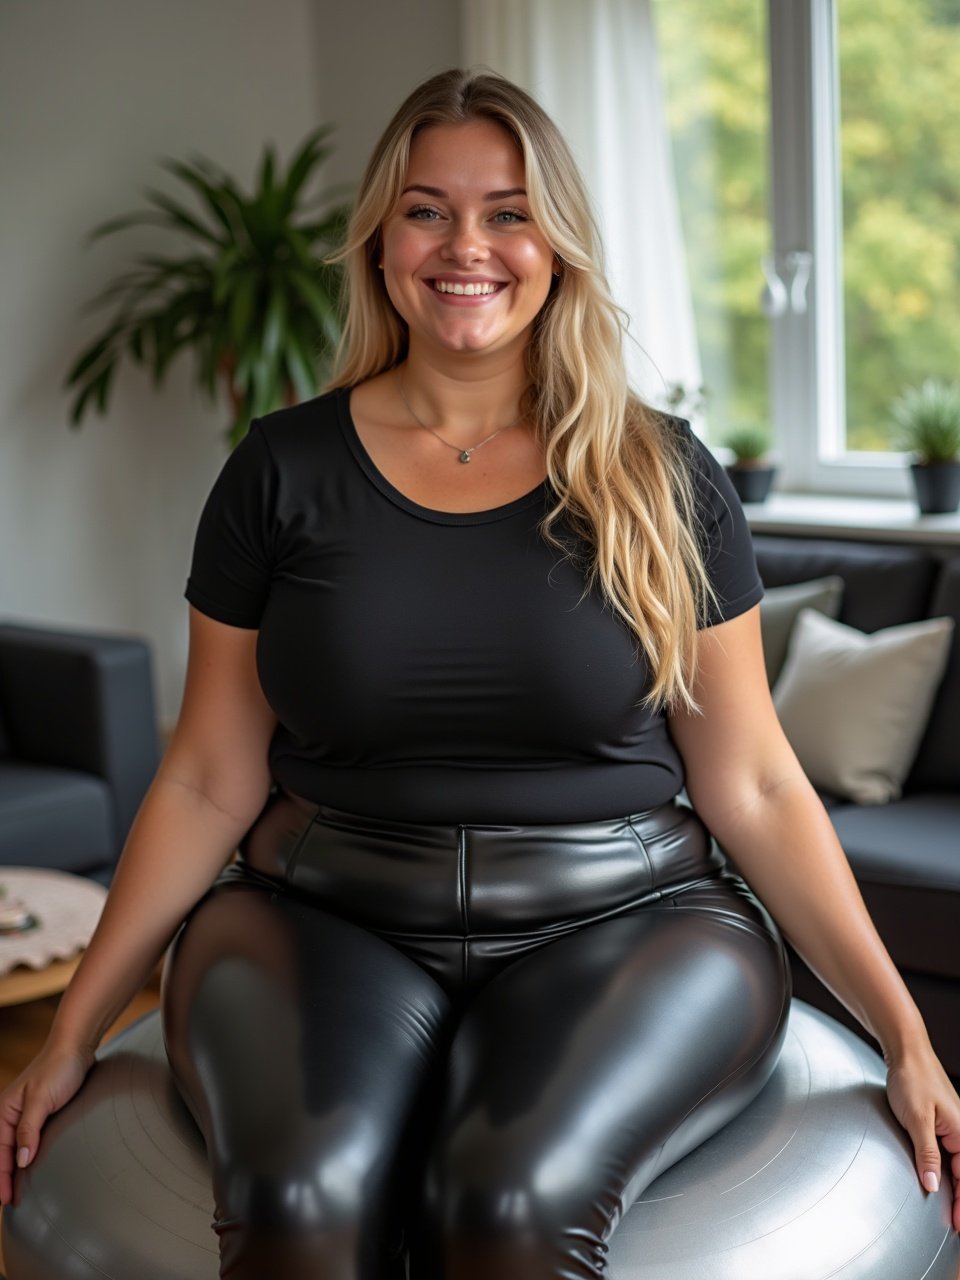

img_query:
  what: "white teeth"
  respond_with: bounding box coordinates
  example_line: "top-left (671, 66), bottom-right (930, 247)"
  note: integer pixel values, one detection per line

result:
top-left (434, 280), bottom-right (499, 295)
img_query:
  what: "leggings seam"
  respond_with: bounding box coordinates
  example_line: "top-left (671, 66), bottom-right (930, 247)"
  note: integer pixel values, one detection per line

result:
top-left (624, 813), bottom-right (657, 889)
top-left (281, 806), bottom-right (323, 883)
top-left (457, 824), bottom-right (469, 993)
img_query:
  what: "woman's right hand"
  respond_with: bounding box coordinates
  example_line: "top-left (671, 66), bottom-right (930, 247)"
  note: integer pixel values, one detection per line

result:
top-left (0, 1037), bottom-right (97, 1207)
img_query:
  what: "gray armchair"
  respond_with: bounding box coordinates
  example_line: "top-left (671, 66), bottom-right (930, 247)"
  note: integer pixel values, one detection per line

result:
top-left (0, 621), bottom-right (161, 886)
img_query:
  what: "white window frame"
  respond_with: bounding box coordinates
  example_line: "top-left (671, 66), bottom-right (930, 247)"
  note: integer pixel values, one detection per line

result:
top-left (768, 0), bottom-right (912, 497)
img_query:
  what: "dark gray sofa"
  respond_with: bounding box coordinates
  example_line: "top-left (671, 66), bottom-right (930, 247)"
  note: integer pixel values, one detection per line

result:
top-left (0, 621), bottom-right (161, 887)
top-left (752, 535), bottom-right (960, 1080)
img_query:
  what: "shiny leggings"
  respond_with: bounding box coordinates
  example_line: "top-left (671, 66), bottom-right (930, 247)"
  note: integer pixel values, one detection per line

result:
top-left (160, 793), bottom-right (791, 1279)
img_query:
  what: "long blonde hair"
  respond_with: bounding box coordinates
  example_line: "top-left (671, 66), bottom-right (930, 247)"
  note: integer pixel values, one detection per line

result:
top-left (325, 68), bottom-right (714, 712)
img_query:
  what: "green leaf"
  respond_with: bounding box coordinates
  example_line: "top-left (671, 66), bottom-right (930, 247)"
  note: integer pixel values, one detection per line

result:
top-left (85, 211), bottom-right (170, 244)
top-left (141, 188), bottom-right (225, 246)
top-left (158, 158), bottom-right (240, 239)
top-left (257, 145), bottom-right (277, 198)
top-left (63, 325), bottom-right (123, 387)
top-left (285, 324), bottom-right (320, 401)
top-left (229, 273), bottom-right (257, 347)
top-left (279, 125), bottom-right (335, 215)
top-left (289, 268), bottom-right (338, 343)
top-left (262, 287), bottom-right (288, 363)
top-left (128, 327), bottom-right (145, 363)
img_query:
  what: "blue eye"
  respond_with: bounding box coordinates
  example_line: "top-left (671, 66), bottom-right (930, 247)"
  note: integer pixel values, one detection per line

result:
top-left (407, 205), bottom-right (440, 220)
top-left (493, 209), bottom-right (527, 223)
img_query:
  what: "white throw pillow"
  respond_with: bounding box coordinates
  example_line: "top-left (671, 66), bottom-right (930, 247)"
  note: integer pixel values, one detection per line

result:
top-left (772, 608), bottom-right (954, 804)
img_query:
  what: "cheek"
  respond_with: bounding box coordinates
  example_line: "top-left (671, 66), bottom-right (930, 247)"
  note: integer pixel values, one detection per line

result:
top-left (512, 239), bottom-right (554, 281)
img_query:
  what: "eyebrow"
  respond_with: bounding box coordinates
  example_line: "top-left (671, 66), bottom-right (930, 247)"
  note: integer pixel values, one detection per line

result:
top-left (400, 184), bottom-right (528, 200)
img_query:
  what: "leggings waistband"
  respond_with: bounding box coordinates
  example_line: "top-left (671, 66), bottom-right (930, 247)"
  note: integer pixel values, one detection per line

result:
top-left (237, 793), bottom-right (729, 937)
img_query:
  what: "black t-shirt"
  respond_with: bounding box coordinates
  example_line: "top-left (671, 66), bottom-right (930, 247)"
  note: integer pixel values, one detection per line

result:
top-left (185, 386), bottom-right (763, 823)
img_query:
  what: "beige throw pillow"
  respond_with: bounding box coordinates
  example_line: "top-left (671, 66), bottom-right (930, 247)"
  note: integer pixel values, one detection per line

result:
top-left (759, 576), bottom-right (845, 686)
top-left (772, 608), bottom-right (954, 804)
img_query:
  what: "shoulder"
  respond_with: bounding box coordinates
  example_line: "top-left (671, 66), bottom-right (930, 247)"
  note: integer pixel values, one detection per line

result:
top-left (252, 386), bottom-right (351, 465)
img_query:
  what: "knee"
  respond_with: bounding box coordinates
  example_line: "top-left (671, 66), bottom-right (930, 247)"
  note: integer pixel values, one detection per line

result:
top-left (214, 1146), bottom-right (394, 1279)
top-left (420, 1122), bottom-right (610, 1279)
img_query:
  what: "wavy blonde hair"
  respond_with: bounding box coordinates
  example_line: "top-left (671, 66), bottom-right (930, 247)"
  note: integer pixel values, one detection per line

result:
top-left (325, 68), bottom-right (715, 712)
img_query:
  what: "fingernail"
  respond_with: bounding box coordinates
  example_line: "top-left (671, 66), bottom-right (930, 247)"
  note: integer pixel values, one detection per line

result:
top-left (16, 1146), bottom-right (30, 1168)
top-left (923, 1171), bottom-right (939, 1194)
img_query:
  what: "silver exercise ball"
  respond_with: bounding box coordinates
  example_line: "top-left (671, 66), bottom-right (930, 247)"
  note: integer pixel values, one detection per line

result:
top-left (1, 1000), bottom-right (957, 1280)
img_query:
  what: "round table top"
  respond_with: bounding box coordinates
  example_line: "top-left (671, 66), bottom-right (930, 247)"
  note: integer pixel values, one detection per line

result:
top-left (0, 867), bottom-right (107, 1004)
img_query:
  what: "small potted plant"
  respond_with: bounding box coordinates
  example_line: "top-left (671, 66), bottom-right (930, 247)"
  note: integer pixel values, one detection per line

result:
top-left (890, 379), bottom-right (960, 515)
top-left (722, 424), bottom-right (776, 504)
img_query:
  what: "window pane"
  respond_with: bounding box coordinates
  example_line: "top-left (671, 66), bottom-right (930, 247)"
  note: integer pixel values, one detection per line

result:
top-left (651, 0), bottom-right (770, 447)
top-left (839, 0), bottom-right (960, 452)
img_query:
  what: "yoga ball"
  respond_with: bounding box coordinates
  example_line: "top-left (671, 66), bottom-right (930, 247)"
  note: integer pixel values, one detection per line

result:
top-left (1, 1001), bottom-right (957, 1278)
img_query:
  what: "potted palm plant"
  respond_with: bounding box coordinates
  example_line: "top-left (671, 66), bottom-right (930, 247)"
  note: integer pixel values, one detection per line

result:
top-left (890, 379), bottom-right (960, 515)
top-left (722, 424), bottom-right (777, 504)
top-left (65, 128), bottom-right (352, 448)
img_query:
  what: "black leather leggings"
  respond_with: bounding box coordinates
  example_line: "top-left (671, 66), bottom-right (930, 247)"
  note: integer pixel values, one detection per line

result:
top-left (160, 792), bottom-right (791, 1279)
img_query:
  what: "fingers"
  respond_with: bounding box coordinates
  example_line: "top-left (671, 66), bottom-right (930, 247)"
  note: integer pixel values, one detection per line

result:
top-left (902, 1105), bottom-right (942, 1197)
top-left (943, 1124), bottom-right (960, 1232)
top-left (0, 1081), bottom-right (50, 1207)
top-left (0, 1088), bottom-right (25, 1207)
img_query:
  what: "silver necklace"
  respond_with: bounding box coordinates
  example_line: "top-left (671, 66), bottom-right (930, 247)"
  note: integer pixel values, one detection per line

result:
top-left (397, 372), bottom-right (524, 464)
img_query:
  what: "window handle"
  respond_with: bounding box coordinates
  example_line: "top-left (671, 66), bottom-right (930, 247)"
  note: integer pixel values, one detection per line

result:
top-left (760, 255), bottom-right (788, 317)
top-left (760, 251), bottom-right (813, 316)
top-left (785, 250), bottom-right (812, 314)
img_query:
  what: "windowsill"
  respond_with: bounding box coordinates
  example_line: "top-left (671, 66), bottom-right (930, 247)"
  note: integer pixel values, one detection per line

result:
top-left (744, 492), bottom-right (960, 546)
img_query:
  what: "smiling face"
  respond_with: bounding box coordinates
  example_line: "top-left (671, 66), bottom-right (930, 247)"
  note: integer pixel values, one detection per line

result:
top-left (378, 118), bottom-right (556, 361)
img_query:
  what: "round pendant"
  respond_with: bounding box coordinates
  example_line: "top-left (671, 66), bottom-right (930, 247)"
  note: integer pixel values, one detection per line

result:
top-left (459, 451), bottom-right (472, 463)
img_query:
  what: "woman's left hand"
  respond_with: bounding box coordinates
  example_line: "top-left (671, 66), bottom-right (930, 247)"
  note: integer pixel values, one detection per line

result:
top-left (885, 1043), bottom-right (960, 1231)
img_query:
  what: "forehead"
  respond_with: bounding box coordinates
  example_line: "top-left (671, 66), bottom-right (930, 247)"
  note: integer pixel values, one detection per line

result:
top-left (404, 119), bottom-right (526, 188)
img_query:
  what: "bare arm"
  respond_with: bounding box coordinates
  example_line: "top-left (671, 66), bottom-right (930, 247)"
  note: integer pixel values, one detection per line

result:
top-left (0, 608), bottom-right (277, 1200)
top-left (668, 603), bottom-right (960, 1227)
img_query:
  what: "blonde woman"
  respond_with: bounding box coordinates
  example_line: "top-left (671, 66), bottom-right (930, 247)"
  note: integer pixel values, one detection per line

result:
top-left (2, 68), bottom-right (958, 1278)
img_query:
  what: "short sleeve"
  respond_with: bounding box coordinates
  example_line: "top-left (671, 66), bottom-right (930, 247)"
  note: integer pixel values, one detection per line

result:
top-left (184, 420), bottom-right (278, 628)
top-left (681, 423), bottom-right (764, 628)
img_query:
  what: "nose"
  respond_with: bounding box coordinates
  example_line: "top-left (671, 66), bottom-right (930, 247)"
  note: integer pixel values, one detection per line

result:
top-left (440, 216), bottom-right (490, 266)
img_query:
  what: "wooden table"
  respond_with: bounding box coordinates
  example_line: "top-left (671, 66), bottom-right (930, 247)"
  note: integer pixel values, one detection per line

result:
top-left (0, 868), bottom-right (107, 1008)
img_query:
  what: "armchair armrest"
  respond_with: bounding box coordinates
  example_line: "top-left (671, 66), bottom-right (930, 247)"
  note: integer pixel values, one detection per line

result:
top-left (0, 621), bottom-right (161, 852)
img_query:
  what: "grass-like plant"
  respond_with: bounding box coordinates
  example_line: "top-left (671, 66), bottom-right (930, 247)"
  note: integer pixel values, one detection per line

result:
top-left (64, 128), bottom-right (353, 448)
top-left (890, 379), bottom-right (960, 464)
top-left (722, 424), bottom-right (772, 465)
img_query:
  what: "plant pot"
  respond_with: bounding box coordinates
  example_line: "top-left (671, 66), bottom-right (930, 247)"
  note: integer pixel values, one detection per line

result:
top-left (726, 464), bottom-right (776, 505)
top-left (909, 461), bottom-right (960, 515)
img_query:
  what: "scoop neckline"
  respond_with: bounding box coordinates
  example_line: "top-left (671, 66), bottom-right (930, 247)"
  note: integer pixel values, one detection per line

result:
top-left (336, 386), bottom-right (550, 526)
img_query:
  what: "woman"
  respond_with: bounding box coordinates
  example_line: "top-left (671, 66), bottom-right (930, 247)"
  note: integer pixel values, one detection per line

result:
top-left (2, 67), bottom-right (958, 1279)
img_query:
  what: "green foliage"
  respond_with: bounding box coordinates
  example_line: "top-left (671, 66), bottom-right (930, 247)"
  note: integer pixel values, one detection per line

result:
top-left (660, 381), bottom-right (709, 420)
top-left (64, 128), bottom-right (353, 448)
top-left (722, 423), bottom-right (771, 464)
top-left (890, 379), bottom-right (960, 462)
top-left (652, 0), bottom-right (960, 453)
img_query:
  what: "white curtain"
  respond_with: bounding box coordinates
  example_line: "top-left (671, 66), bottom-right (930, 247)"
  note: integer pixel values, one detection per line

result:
top-left (460, 0), bottom-right (702, 418)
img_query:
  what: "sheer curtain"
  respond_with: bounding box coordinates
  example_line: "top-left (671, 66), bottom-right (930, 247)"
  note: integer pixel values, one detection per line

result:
top-left (460, 0), bottom-right (702, 420)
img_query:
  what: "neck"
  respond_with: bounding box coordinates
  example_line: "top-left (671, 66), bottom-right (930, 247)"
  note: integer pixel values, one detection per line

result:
top-left (396, 350), bottom-right (530, 434)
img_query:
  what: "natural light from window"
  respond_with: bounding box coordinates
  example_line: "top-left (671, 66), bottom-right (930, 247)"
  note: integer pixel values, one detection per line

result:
top-left (650, 0), bottom-right (770, 449)
top-left (837, 0), bottom-right (960, 452)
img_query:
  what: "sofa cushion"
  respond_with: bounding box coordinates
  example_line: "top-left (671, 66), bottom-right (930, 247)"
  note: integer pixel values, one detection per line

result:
top-left (772, 609), bottom-right (953, 804)
top-left (908, 557), bottom-right (960, 792)
top-left (829, 795), bottom-right (960, 980)
top-left (759, 575), bottom-right (844, 686)
top-left (752, 536), bottom-right (938, 633)
top-left (0, 762), bottom-right (114, 874)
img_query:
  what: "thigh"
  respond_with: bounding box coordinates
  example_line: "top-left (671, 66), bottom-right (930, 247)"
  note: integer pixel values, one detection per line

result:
top-left (160, 872), bottom-right (454, 1273)
top-left (418, 878), bottom-right (790, 1277)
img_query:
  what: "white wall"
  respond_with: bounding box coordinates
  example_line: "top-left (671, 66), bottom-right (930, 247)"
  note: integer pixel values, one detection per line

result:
top-left (0, 0), bottom-right (459, 727)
